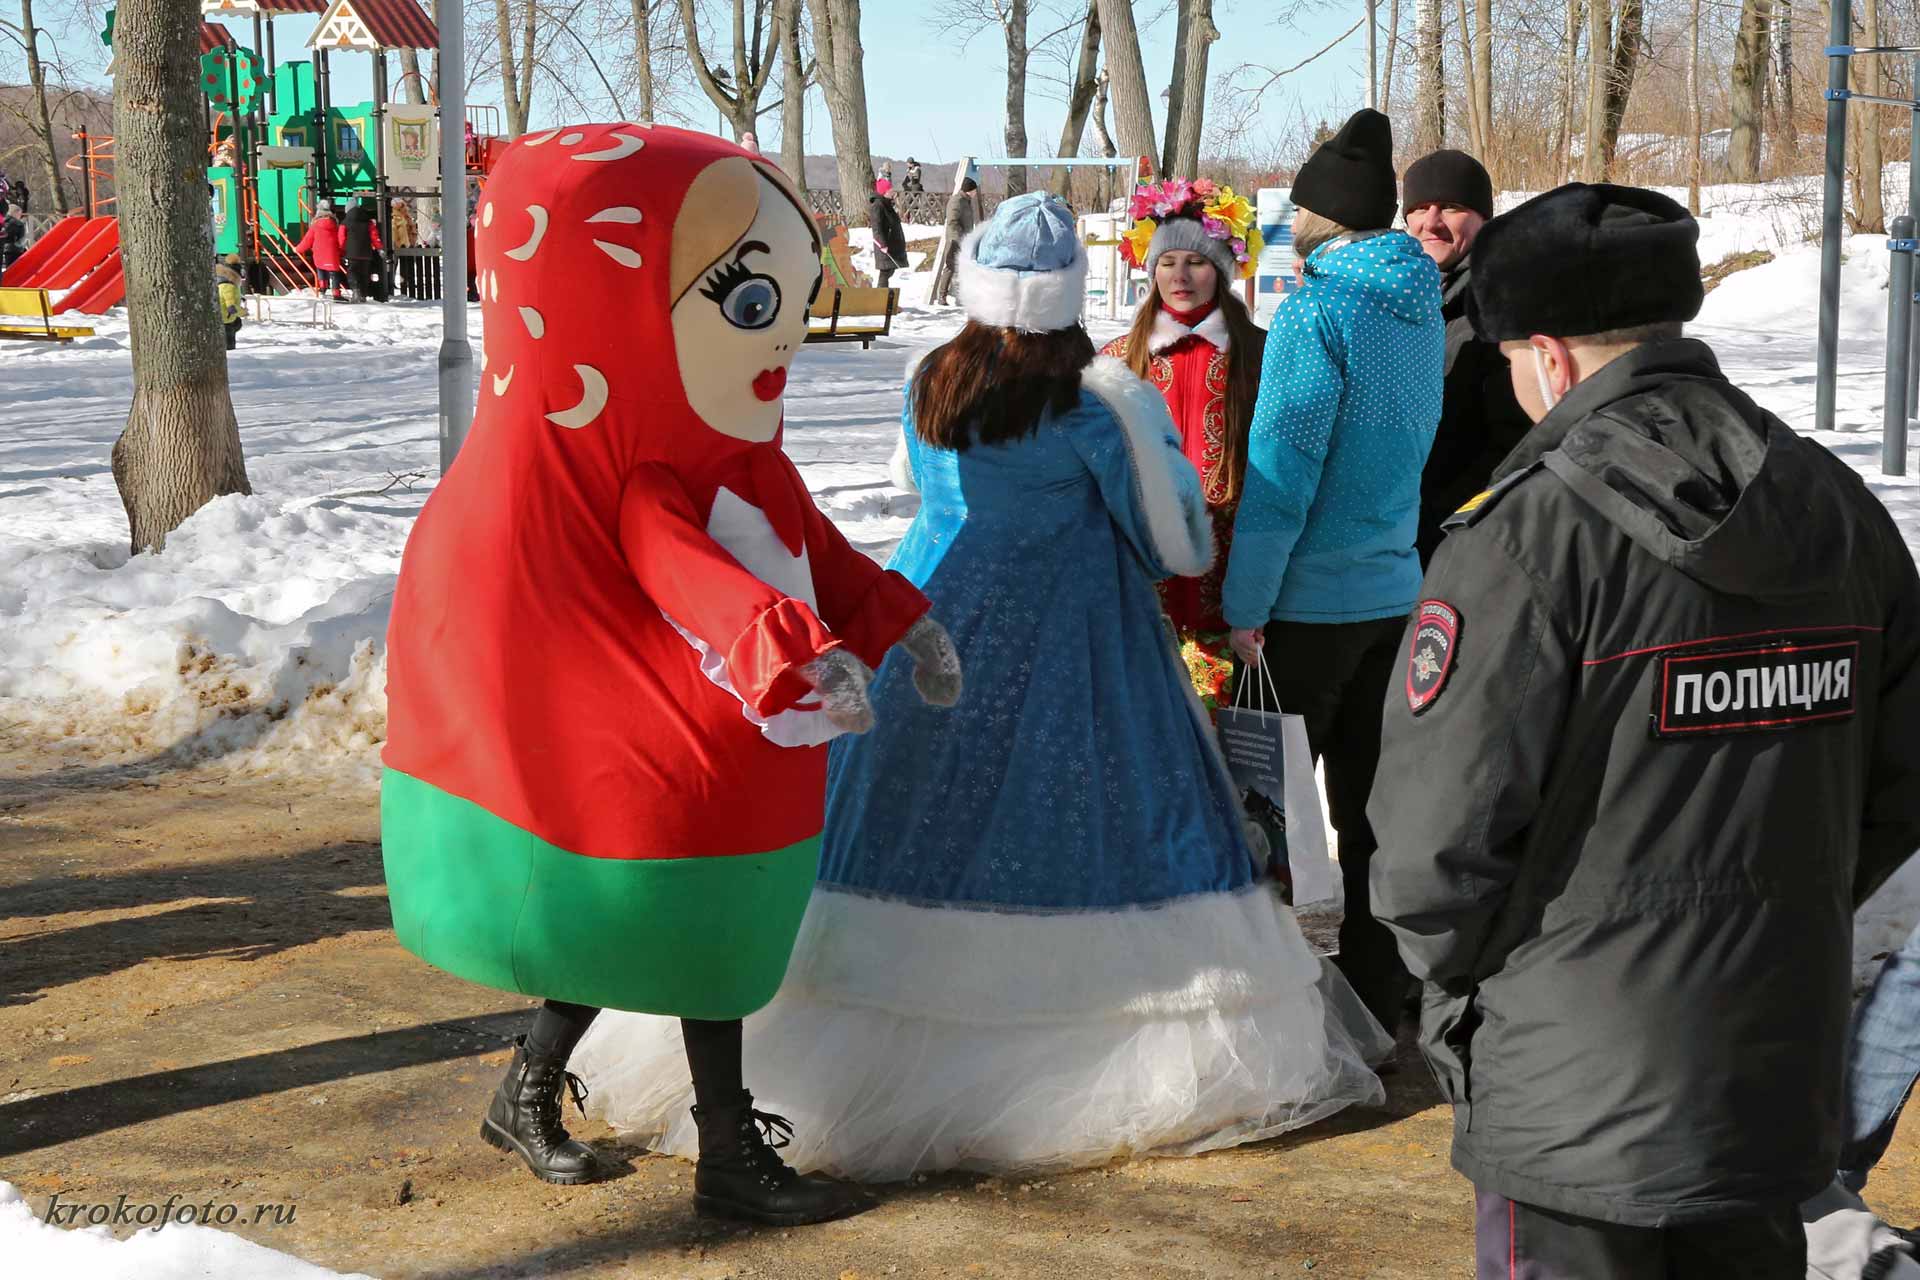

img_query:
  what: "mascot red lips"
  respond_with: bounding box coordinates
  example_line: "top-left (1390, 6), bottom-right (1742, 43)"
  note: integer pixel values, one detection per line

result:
top-left (752, 367), bottom-right (787, 401)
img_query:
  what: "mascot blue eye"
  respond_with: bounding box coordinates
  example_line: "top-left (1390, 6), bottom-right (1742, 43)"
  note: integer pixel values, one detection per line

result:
top-left (700, 259), bottom-right (783, 331)
top-left (721, 277), bottom-right (780, 329)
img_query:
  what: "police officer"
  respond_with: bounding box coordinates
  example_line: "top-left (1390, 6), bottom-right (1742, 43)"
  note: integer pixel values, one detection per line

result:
top-left (1368, 182), bottom-right (1920, 1277)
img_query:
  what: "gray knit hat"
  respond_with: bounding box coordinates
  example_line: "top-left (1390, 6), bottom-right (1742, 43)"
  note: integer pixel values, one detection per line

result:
top-left (1145, 215), bottom-right (1237, 283)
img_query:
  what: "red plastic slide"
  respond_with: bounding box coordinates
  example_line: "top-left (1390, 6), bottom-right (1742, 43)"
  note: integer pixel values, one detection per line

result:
top-left (21, 217), bottom-right (119, 291)
top-left (53, 247), bottom-right (125, 315)
top-left (1, 213), bottom-right (85, 286)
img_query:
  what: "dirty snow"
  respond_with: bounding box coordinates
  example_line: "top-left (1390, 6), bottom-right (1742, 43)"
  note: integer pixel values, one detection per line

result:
top-left (0, 1182), bottom-right (372, 1280)
top-left (2, 178), bottom-right (1919, 969)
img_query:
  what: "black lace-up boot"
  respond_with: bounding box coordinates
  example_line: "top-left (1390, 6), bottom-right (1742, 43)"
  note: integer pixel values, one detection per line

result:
top-left (690, 1091), bottom-right (873, 1226)
top-left (479, 1035), bottom-right (602, 1185)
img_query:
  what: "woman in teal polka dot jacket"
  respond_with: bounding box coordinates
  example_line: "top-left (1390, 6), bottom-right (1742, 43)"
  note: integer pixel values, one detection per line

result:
top-left (1220, 108), bottom-right (1445, 1032)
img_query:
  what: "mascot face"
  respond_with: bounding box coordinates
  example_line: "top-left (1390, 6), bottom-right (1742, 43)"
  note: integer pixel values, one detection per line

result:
top-left (670, 167), bottom-right (821, 443)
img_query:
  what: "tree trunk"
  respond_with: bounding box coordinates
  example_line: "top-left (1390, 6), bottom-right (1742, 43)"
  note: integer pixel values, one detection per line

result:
top-left (1775, 0), bottom-right (1796, 157)
top-left (1850, 0), bottom-right (1886, 232)
top-left (1555, 0), bottom-right (1583, 183)
top-left (778, 0), bottom-right (805, 184)
top-left (21, 0), bottom-right (71, 213)
top-left (1004, 0), bottom-right (1029, 198)
top-left (1050, 0), bottom-right (1103, 197)
top-left (496, 0), bottom-right (527, 134)
top-left (1094, 0), bottom-right (1157, 170)
top-left (1414, 0), bottom-right (1444, 154)
top-left (1381, 0), bottom-right (1401, 108)
top-left (1598, 0), bottom-right (1642, 176)
top-left (1688, 0), bottom-right (1702, 210)
top-left (111, 0), bottom-right (250, 554)
top-left (633, 0), bottom-right (656, 122)
top-left (1163, 0), bottom-right (1216, 180)
top-left (397, 49), bottom-right (426, 104)
top-left (680, 0), bottom-right (780, 139)
top-left (1582, 0), bottom-right (1610, 180)
top-left (805, 0), bottom-right (875, 224)
top-left (1089, 66), bottom-right (1117, 159)
top-left (1455, 0), bottom-right (1482, 157)
top-left (1473, 0), bottom-right (1491, 166)
top-left (1729, 0), bottom-right (1771, 181)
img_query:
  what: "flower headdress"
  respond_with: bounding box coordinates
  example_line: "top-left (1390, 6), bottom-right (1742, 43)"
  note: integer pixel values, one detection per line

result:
top-left (1120, 178), bottom-right (1263, 280)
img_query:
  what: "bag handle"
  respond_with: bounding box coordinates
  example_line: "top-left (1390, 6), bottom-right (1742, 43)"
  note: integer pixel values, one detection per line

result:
top-left (1232, 645), bottom-right (1282, 716)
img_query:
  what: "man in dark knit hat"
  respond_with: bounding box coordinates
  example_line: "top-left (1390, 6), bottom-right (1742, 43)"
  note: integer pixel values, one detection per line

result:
top-left (1401, 149), bottom-right (1532, 566)
top-left (1369, 182), bottom-right (1920, 1276)
top-left (1224, 106), bottom-right (1443, 1034)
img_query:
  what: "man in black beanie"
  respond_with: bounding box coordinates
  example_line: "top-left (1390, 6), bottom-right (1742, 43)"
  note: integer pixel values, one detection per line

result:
top-left (1369, 182), bottom-right (1920, 1277)
top-left (1402, 149), bottom-right (1531, 566)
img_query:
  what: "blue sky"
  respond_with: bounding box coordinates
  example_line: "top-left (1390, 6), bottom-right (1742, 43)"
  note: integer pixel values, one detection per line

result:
top-left (28, 2), bottom-right (1373, 169)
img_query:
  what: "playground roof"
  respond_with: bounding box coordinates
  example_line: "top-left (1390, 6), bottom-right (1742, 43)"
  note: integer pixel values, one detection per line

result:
top-left (201, 0), bottom-right (330, 14)
top-left (199, 22), bottom-right (236, 53)
top-left (305, 0), bottom-right (438, 51)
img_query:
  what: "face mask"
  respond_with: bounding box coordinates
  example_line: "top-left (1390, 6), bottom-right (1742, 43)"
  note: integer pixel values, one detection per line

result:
top-left (1532, 345), bottom-right (1560, 413)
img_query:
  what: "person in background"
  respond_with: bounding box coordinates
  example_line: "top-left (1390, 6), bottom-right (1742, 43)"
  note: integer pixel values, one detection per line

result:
top-left (390, 197), bottom-right (419, 298)
top-left (1370, 182), bottom-right (1920, 1279)
top-left (342, 197), bottom-right (385, 303)
top-left (0, 173), bottom-right (11, 210)
top-left (1221, 108), bottom-right (1443, 1033)
top-left (12, 177), bottom-right (28, 214)
top-left (1101, 176), bottom-right (1266, 718)
top-left (879, 159), bottom-right (894, 186)
top-left (868, 178), bottom-right (907, 290)
top-left (1, 203), bottom-right (26, 272)
top-left (214, 253), bottom-right (245, 351)
top-left (1402, 150), bottom-right (1532, 567)
top-left (296, 200), bottom-right (348, 299)
top-left (930, 164), bottom-right (981, 306)
top-left (903, 157), bottom-right (924, 194)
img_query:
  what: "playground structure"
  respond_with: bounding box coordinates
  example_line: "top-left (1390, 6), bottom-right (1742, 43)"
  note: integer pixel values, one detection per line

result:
top-left (1817, 0), bottom-right (1920, 475)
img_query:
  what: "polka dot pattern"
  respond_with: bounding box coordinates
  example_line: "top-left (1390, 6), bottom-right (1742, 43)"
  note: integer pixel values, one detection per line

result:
top-left (1221, 230), bottom-right (1446, 627)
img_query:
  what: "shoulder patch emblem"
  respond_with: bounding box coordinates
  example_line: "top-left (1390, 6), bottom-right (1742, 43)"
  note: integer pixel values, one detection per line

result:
top-left (1406, 599), bottom-right (1462, 714)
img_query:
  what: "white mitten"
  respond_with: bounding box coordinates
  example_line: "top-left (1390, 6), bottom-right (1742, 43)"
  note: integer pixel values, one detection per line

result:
top-left (801, 648), bottom-right (876, 734)
top-left (900, 616), bottom-right (963, 708)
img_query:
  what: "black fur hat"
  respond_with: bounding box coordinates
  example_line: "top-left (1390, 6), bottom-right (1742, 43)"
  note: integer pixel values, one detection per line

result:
top-left (1468, 182), bottom-right (1703, 342)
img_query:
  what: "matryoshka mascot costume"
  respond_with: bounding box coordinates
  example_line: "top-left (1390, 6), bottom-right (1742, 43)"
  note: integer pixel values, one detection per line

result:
top-left (380, 122), bottom-right (961, 1226)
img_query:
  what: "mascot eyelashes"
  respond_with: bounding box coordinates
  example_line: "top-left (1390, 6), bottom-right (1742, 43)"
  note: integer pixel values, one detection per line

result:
top-left (381, 123), bottom-right (960, 1226)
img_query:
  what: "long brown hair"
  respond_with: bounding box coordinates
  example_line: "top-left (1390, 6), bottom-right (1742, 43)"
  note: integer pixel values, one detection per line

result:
top-left (912, 321), bottom-right (1096, 451)
top-left (1120, 269), bottom-right (1265, 503)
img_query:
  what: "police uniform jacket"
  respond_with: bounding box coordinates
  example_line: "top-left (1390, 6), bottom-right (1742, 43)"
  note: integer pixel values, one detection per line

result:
top-left (1369, 337), bottom-right (1920, 1227)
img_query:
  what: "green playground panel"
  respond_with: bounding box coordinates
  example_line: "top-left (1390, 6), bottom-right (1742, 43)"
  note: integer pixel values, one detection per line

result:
top-left (208, 166), bottom-right (240, 256)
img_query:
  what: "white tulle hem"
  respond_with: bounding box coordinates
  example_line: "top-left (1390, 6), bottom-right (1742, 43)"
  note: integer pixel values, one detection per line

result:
top-left (570, 889), bottom-right (1392, 1182)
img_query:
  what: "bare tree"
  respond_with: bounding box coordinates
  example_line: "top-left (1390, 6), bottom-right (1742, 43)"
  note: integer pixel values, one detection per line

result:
top-left (635, 0), bottom-right (658, 121)
top-left (1473, 0), bottom-right (1491, 163)
top-left (1049, 0), bottom-right (1102, 196)
top-left (1414, 0), bottom-right (1444, 153)
top-left (495, 0), bottom-right (538, 135)
top-left (776, 0), bottom-right (808, 182)
top-left (806, 0), bottom-right (875, 223)
top-left (1774, 0), bottom-right (1795, 158)
top-left (1455, 0), bottom-right (1483, 157)
top-left (1848, 0), bottom-right (1885, 232)
top-left (1596, 0), bottom-right (1643, 174)
top-left (1555, 0), bottom-right (1584, 184)
top-left (1005, 0), bottom-right (1030, 196)
top-left (1381, 0), bottom-right (1400, 106)
top-left (1088, 65), bottom-right (1117, 159)
top-left (1162, 0), bottom-right (1217, 180)
top-left (1688, 0), bottom-right (1702, 210)
top-left (7, 0), bottom-right (71, 211)
top-left (111, 0), bottom-right (250, 553)
top-left (680, 0), bottom-right (784, 139)
top-left (1728, 0), bottom-right (1771, 181)
top-left (1582, 0), bottom-right (1610, 180)
top-left (1094, 0), bottom-right (1157, 166)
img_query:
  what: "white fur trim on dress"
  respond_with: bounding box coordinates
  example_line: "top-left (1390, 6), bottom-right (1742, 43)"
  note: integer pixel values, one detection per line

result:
top-left (1147, 306), bottom-right (1231, 355)
top-left (1078, 355), bottom-right (1213, 577)
top-left (955, 224), bottom-right (1089, 333)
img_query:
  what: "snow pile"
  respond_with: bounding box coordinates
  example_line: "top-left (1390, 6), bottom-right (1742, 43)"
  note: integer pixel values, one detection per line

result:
top-left (0, 1183), bottom-right (372, 1280)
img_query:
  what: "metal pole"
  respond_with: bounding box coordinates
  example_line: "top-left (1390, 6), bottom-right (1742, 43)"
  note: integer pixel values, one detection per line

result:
top-left (1908, 59), bottom-right (1920, 428)
top-left (438, 15), bottom-right (474, 472)
top-left (77, 128), bottom-right (92, 217)
top-left (1816, 0), bottom-right (1852, 435)
top-left (1886, 215), bottom-right (1913, 475)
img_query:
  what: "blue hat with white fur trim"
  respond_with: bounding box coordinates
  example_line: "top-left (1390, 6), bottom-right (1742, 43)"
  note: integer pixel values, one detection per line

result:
top-left (957, 191), bottom-right (1088, 333)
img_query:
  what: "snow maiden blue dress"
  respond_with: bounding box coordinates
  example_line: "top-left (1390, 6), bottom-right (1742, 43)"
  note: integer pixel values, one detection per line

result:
top-left (571, 193), bottom-right (1389, 1180)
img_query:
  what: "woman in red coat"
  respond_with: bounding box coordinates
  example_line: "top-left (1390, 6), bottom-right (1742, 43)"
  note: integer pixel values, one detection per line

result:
top-left (1102, 179), bottom-right (1265, 714)
top-left (294, 201), bottom-right (347, 298)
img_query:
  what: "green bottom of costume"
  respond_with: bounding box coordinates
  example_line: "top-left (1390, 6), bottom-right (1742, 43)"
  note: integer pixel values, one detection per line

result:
top-left (380, 769), bottom-right (819, 1019)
